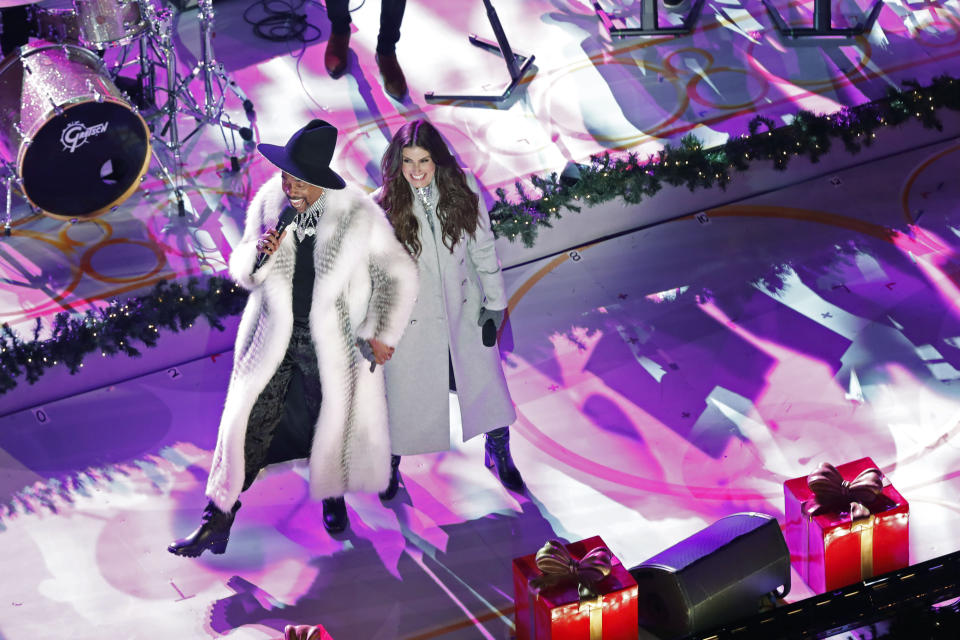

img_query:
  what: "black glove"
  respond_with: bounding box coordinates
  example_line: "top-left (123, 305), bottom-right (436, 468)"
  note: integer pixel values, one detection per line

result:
top-left (478, 307), bottom-right (505, 347)
top-left (356, 338), bottom-right (377, 372)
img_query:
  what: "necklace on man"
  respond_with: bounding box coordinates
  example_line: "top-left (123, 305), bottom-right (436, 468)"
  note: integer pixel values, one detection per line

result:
top-left (293, 191), bottom-right (326, 242)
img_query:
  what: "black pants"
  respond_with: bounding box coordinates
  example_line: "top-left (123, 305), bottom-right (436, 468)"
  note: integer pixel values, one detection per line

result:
top-left (242, 321), bottom-right (323, 491)
top-left (325, 0), bottom-right (406, 55)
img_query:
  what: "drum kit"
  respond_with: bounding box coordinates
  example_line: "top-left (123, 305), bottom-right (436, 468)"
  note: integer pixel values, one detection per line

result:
top-left (0, 0), bottom-right (256, 233)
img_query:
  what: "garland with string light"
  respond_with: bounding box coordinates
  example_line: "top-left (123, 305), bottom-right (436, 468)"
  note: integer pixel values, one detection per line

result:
top-left (490, 74), bottom-right (960, 247)
top-left (1, 75), bottom-right (958, 397)
top-left (0, 276), bottom-right (247, 396)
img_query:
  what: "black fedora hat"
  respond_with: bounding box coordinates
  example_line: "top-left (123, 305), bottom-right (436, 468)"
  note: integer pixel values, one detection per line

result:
top-left (257, 119), bottom-right (347, 189)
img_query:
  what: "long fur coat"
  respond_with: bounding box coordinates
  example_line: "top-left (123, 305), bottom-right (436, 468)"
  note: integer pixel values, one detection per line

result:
top-left (206, 173), bottom-right (418, 512)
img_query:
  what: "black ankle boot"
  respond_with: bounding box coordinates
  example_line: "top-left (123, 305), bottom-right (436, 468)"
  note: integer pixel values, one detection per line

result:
top-left (322, 497), bottom-right (348, 533)
top-left (484, 427), bottom-right (525, 492)
top-left (378, 455), bottom-right (402, 501)
top-left (168, 500), bottom-right (241, 557)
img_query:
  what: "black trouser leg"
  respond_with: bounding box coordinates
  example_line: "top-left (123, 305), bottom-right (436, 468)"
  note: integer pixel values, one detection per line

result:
top-left (376, 0), bottom-right (407, 55)
top-left (243, 323), bottom-right (322, 490)
top-left (325, 0), bottom-right (351, 34)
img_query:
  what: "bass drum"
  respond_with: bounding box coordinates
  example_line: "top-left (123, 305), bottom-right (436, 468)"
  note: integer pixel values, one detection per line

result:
top-left (0, 43), bottom-right (151, 220)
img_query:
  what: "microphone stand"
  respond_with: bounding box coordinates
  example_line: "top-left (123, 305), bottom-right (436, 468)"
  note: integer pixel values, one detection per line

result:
top-left (425, 0), bottom-right (535, 104)
top-left (761, 0), bottom-right (884, 38)
top-left (594, 0), bottom-right (706, 38)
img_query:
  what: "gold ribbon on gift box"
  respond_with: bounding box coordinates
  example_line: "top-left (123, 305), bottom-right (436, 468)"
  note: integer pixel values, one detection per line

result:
top-left (529, 540), bottom-right (613, 640)
top-left (802, 462), bottom-right (883, 582)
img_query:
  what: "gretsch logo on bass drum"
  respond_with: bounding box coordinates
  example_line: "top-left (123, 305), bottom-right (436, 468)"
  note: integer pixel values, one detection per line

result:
top-left (60, 120), bottom-right (110, 153)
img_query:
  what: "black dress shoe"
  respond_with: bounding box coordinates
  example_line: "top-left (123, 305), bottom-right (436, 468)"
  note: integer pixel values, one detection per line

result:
top-left (324, 32), bottom-right (350, 77)
top-left (168, 501), bottom-right (240, 557)
top-left (322, 496), bottom-right (348, 533)
top-left (379, 455), bottom-right (402, 501)
top-left (484, 427), bottom-right (525, 492)
top-left (375, 53), bottom-right (408, 101)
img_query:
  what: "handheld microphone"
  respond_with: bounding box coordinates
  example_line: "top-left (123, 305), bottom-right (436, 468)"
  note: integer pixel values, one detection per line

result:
top-left (254, 207), bottom-right (297, 272)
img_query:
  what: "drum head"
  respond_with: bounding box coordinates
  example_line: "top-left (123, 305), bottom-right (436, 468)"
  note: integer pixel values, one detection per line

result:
top-left (19, 99), bottom-right (150, 218)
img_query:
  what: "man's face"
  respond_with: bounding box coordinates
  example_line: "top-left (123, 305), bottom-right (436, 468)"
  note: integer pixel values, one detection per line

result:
top-left (401, 146), bottom-right (435, 189)
top-left (281, 172), bottom-right (325, 213)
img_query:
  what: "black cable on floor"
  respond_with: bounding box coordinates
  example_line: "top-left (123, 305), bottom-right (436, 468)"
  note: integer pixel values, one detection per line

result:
top-left (242, 0), bottom-right (322, 44)
top-left (241, 0), bottom-right (365, 44)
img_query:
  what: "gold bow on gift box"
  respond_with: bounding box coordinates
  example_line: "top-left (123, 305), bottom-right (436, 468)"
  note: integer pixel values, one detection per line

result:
top-left (530, 540), bottom-right (614, 640)
top-left (806, 462), bottom-right (883, 520)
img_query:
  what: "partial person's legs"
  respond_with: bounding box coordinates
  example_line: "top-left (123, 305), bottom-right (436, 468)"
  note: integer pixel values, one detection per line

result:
top-left (168, 343), bottom-right (297, 557)
top-left (378, 454), bottom-right (402, 501)
top-left (484, 426), bottom-right (525, 492)
top-left (449, 352), bottom-right (525, 492)
top-left (375, 0), bottom-right (406, 55)
top-left (375, 0), bottom-right (408, 100)
top-left (324, 0), bottom-right (351, 77)
top-left (288, 325), bottom-right (349, 533)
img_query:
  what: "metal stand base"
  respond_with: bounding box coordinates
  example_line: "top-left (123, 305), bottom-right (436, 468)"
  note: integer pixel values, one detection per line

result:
top-left (761, 0), bottom-right (884, 38)
top-left (425, 0), bottom-right (535, 104)
top-left (594, 0), bottom-right (706, 37)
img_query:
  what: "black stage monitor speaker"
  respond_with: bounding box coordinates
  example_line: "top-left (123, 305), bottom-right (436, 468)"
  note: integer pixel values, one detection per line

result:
top-left (629, 512), bottom-right (790, 639)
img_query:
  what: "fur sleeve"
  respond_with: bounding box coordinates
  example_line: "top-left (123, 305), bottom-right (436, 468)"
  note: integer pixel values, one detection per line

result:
top-left (229, 173), bottom-right (285, 290)
top-left (356, 198), bottom-right (419, 347)
top-left (464, 173), bottom-right (508, 311)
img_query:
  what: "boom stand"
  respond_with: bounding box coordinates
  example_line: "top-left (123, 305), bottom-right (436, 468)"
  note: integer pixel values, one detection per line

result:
top-left (594, 0), bottom-right (706, 37)
top-left (761, 0), bottom-right (884, 37)
top-left (425, 0), bottom-right (535, 104)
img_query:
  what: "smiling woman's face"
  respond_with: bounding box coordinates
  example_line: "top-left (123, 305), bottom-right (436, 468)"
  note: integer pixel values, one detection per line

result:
top-left (281, 172), bottom-right (325, 212)
top-left (400, 146), bottom-right (435, 189)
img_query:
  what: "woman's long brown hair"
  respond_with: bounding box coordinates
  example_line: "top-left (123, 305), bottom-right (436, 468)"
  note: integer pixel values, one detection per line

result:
top-left (377, 120), bottom-right (480, 257)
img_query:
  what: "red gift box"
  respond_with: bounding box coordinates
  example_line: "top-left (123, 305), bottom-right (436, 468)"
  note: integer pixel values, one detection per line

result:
top-left (512, 536), bottom-right (638, 640)
top-left (783, 457), bottom-right (909, 593)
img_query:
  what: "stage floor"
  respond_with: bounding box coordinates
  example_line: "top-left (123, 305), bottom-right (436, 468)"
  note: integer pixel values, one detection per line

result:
top-left (1, 0), bottom-right (960, 638)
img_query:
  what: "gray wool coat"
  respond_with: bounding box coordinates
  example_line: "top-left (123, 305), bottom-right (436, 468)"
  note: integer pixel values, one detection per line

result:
top-left (206, 174), bottom-right (418, 512)
top-left (378, 176), bottom-right (517, 455)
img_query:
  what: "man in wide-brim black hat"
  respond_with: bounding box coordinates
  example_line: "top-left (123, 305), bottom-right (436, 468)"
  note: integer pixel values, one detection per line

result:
top-left (169, 119), bottom-right (419, 557)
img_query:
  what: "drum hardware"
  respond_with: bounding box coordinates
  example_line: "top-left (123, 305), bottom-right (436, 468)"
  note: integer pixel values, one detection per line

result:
top-left (117, 0), bottom-right (255, 222)
top-left (1, 0), bottom-right (256, 226)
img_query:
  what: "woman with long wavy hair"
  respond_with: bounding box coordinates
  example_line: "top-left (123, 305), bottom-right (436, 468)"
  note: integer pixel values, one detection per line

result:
top-left (374, 119), bottom-right (524, 498)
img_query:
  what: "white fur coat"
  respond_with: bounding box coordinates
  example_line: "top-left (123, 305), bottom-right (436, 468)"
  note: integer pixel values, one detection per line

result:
top-left (206, 173), bottom-right (418, 512)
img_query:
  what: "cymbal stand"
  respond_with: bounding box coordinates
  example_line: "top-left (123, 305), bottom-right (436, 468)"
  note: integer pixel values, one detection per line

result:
top-left (2, 164), bottom-right (14, 237)
top-left (165, 0), bottom-right (255, 162)
top-left (122, 0), bottom-right (256, 226)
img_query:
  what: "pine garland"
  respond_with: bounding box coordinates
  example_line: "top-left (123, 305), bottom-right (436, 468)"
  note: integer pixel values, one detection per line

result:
top-left (0, 277), bottom-right (247, 396)
top-left (490, 74), bottom-right (960, 246)
top-left (2, 75), bottom-right (959, 397)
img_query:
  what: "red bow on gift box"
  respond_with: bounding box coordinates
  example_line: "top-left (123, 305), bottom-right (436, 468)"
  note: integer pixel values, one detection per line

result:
top-left (806, 462), bottom-right (883, 520)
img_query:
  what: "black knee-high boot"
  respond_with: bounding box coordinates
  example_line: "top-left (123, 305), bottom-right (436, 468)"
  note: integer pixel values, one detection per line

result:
top-left (379, 455), bottom-right (402, 501)
top-left (168, 500), bottom-right (241, 557)
top-left (484, 427), bottom-right (525, 492)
